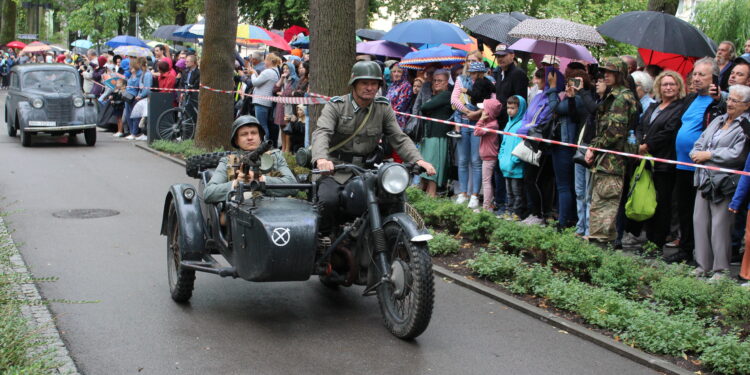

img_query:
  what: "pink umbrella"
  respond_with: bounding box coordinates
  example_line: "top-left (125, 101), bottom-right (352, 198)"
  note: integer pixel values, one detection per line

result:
top-left (508, 38), bottom-right (597, 63)
top-left (356, 40), bottom-right (413, 58)
top-left (21, 41), bottom-right (50, 54)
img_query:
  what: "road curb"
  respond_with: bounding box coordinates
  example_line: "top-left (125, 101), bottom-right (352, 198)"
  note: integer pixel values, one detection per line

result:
top-left (0, 216), bottom-right (80, 375)
top-left (432, 265), bottom-right (691, 375)
top-left (137, 143), bottom-right (690, 375)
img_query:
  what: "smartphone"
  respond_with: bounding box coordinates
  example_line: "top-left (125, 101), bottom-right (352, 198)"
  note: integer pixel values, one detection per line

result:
top-left (712, 74), bottom-right (719, 88)
top-left (567, 77), bottom-right (583, 88)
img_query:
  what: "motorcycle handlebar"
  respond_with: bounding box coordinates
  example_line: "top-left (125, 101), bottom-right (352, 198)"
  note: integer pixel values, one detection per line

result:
top-left (312, 162), bottom-right (424, 175)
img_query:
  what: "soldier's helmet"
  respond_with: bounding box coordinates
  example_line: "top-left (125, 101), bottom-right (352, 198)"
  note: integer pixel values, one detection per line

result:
top-left (348, 60), bottom-right (384, 86)
top-left (598, 57), bottom-right (628, 77)
top-left (230, 115), bottom-right (264, 148)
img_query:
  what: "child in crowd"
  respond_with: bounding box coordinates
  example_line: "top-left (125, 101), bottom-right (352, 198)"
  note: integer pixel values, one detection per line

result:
top-left (473, 98), bottom-right (503, 211)
top-left (109, 79), bottom-right (127, 137)
top-left (449, 61), bottom-right (495, 137)
top-left (283, 104), bottom-right (306, 153)
top-left (498, 95), bottom-right (528, 220)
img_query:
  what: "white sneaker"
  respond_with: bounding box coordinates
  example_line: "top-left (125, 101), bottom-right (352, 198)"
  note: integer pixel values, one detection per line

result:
top-left (521, 215), bottom-right (544, 226)
top-left (112, 132), bottom-right (123, 137)
top-left (708, 272), bottom-right (727, 283)
top-left (125, 134), bottom-right (136, 140)
top-left (741, 281), bottom-right (749, 288)
top-left (455, 194), bottom-right (468, 205)
top-left (468, 195), bottom-right (480, 209)
top-left (447, 130), bottom-right (462, 138)
top-left (135, 134), bottom-right (148, 141)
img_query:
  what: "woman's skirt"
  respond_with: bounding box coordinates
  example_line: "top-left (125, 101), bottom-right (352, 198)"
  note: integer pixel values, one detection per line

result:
top-left (419, 136), bottom-right (449, 187)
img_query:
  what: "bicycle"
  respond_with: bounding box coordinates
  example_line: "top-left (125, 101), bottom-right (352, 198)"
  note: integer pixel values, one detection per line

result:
top-left (156, 93), bottom-right (197, 141)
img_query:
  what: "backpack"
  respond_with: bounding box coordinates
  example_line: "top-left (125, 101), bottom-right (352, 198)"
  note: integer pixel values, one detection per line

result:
top-left (625, 158), bottom-right (657, 221)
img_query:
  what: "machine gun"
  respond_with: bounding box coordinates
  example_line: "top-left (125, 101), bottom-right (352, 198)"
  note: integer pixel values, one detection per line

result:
top-left (239, 140), bottom-right (274, 177)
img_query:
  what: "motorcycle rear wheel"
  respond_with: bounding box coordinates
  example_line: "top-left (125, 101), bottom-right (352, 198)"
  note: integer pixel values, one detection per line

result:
top-left (167, 200), bottom-right (195, 303)
top-left (376, 222), bottom-right (434, 339)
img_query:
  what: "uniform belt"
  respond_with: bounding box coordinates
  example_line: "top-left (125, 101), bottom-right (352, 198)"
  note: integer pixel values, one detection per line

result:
top-left (331, 150), bottom-right (366, 165)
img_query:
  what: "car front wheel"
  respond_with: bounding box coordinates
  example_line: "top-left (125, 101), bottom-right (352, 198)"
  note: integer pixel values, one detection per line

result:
top-left (20, 129), bottom-right (31, 147)
top-left (84, 128), bottom-right (96, 146)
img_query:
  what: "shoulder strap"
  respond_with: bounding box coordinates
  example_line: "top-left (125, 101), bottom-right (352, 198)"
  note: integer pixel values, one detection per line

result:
top-left (329, 107), bottom-right (373, 153)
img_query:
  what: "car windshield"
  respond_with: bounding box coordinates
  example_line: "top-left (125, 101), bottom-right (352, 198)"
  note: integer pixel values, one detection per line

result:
top-left (23, 70), bottom-right (78, 89)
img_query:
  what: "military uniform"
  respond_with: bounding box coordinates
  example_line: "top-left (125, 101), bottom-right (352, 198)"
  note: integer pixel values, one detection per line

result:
top-left (588, 57), bottom-right (638, 241)
top-left (203, 150), bottom-right (297, 203)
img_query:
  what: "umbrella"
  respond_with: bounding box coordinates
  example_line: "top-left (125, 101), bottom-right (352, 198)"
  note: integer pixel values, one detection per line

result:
top-left (284, 25), bottom-right (309, 42)
top-left (638, 48), bottom-right (697, 78)
top-left (598, 11), bottom-right (716, 58)
top-left (356, 40), bottom-right (412, 58)
top-left (152, 25), bottom-right (199, 43)
top-left (446, 36), bottom-right (497, 67)
top-left (290, 35), bottom-right (309, 48)
top-left (236, 25), bottom-right (292, 51)
top-left (71, 39), bottom-right (92, 49)
top-left (461, 13), bottom-right (533, 47)
top-left (399, 45), bottom-right (467, 69)
top-left (382, 19), bottom-right (472, 45)
top-left (508, 18), bottom-right (606, 47)
top-left (509, 38), bottom-right (597, 63)
top-left (48, 45), bottom-right (66, 53)
top-left (356, 29), bottom-right (385, 41)
top-left (106, 35), bottom-right (149, 49)
top-left (173, 20), bottom-right (205, 39)
top-left (113, 45), bottom-right (152, 57)
top-left (6, 41), bottom-right (26, 49)
top-left (284, 55), bottom-right (303, 62)
top-left (21, 41), bottom-right (50, 53)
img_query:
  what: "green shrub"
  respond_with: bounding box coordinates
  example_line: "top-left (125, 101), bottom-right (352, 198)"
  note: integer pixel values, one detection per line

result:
top-left (590, 252), bottom-right (646, 297)
top-left (508, 264), bottom-right (555, 295)
top-left (467, 251), bottom-right (523, 281)
top-left (547, 235), bottom-right (603, 277)
top-left (428, 230), bottom-right (461, 256)
top-left (700, 333), bottom-right (750, 375)
top-left (489, 221), bottom-right (537, 253)
top-left (432, 201), bottom-right (472, 233)
top-left (459, 210), bottom-right (499, 242)
top-left (651, 276), bottom-right (717, 317)
top-left (621, 308), bottom-right (710, 356)
top-left (716, 281), bottom-right (750, 325)
top-left (405, 187), bottom-right (426, 204)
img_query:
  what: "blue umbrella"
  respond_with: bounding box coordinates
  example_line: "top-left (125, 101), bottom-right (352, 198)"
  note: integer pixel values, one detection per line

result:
top-left (71, 39), bottom-right (93, 49)
top-left (382, 19), bottom-right (472, 45)
top-left (290, 35), bottom-right (309, 48)
top-left (172, 19), bottom-right (205, 39)
top-left (105, 35), bottom-right (149, 49)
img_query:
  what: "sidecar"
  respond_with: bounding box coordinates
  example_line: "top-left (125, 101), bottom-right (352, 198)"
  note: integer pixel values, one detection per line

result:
top-left (160, 157), bottom-right (319, 302)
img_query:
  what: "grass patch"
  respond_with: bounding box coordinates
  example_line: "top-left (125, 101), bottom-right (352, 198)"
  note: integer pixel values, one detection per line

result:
top-left (150, 139), bottom-right (225, 158)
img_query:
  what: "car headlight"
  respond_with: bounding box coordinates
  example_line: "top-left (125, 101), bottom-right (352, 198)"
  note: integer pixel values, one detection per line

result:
top-left (73, 97), bottom-right (84, 107)
top-left (183, 188), bottom-right (195, 201)
top-left (379, 164), bottom-right (410, 195)
top-left (31, 98), bottom-right (43, 109)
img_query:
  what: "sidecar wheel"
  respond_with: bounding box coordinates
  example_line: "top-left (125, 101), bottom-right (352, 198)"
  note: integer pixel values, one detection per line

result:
top-left (318, 275), bottom-right (340, 289)
top-left (376, 222), bottom-right (434, 339)
top-left (167, 201), bottom-right (195, 303)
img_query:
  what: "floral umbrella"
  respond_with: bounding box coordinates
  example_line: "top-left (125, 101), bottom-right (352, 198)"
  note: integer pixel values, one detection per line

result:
top-left (113, 45), bottom-right (152, 57)
top-left (21, 41), bottom-right (50, 54)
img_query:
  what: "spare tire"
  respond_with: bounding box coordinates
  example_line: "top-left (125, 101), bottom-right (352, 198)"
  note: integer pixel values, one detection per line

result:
top-left (185, 151), bottom-right (233, 178)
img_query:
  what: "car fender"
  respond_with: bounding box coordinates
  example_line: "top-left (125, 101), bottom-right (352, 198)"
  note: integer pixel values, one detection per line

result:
top-left (15, 102), bottom-right (33, 129)
top-left (160, 183), bottom-right (206, 260)
top-left (382, 212), bottom-right (433, 243)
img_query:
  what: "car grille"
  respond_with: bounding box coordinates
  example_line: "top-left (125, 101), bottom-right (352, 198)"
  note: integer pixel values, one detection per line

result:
top-left (46, 98), bottom-right (72, 123)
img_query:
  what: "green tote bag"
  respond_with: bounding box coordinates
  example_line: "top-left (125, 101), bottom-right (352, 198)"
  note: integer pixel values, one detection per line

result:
top-left (625, 158), bottom-right (657, 222)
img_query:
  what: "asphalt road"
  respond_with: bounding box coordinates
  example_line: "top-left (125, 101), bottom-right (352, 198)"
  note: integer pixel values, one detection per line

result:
top-left (0, 92), bottom-right (655, 375)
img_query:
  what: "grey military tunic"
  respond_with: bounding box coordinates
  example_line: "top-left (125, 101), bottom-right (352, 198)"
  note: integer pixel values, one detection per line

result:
top-left (203, 149), bottom-right (297, 203)
top-left (311, 93), bottom-right (422, 170)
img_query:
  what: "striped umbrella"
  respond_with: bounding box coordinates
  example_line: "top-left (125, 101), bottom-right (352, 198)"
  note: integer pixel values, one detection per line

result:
top-left (236, 24), bottom-right (292, 51)
top-left (398, 45), bottom-right (467, 70)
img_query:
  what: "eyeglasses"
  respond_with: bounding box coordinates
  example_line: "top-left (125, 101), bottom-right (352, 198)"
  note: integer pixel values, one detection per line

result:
top-left (727, 97), bottom-right (750, 104)
top-left (433, 79), bottom-right (447, 83)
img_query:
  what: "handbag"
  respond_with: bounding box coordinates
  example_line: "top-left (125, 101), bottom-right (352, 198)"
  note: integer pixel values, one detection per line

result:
top-left (572, 123), bottom-right (590, 168)
top-left (122, 91), bottom-right (135, 101)
top-left (511, 141), bottom-right (541, 166)
top-left (625, 158), bottom-right (657, 221)
top-left (403, 115), bottom-right (424, 143)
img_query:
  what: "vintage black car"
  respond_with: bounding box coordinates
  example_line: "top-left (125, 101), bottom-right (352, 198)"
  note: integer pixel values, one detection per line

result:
top-left (4, 63), bottom-right (99, 146)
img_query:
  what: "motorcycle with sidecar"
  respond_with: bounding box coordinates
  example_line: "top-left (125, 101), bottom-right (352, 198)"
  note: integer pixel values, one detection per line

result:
top-left (160, 150), bottom-right (435, 339)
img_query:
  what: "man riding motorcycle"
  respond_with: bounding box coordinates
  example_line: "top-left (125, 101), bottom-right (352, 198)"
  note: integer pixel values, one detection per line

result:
top-left (310, 60), bottom-right (436, 229)
top-left (204, 115), bottom-right (297, 203)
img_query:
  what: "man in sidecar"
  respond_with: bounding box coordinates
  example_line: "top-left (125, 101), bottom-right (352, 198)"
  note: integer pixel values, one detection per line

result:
top-left (310, 61), bottom-right (436, 230)
top-left (204, 115), bottom-right (297, 203)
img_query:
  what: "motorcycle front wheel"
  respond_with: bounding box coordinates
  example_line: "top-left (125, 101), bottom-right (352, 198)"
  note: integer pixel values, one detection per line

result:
top-left (376, 222), bottom-right (434, 339)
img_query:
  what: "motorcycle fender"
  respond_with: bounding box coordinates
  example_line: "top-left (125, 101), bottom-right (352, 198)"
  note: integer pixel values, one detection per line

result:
top-left (382, 212), bottom-right (433, 243)
top-left (160, 184), bottom-right (206, 260)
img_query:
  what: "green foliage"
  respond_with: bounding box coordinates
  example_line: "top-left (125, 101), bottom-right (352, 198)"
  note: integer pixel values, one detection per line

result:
top-left (694, 0), bottom-right (750, 52)
top-left (651, 276), bottom-right (716, 318)
top-left (432, 200), bottom-right (472, 233)
top-left (468, 250), bottom-right (523, 281)
top-left (428, 230), bottom-right (461, 256)
top-left (716, 281), bottom-right (750, 326)
top-left (151, 139), bottom-right (224, 158)
top-left (700, 333), bottom-right (750, 375)
top-left (590, 252), bottom-right (645, 297)
top-left (546, 233), bottom-right (602, 277)
top-left (458, 210), bottom-right (499, 242)
top-left (620, 308), bottom-right (710, 356)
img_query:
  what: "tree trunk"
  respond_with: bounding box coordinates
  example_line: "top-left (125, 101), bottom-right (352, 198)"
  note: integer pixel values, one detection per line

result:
top-left (0, 0), bottom-right (16, 45)
top-left (174, 0), bottom-right (188, 25)
top-left (0, 0), bottom-right (4, 34)
top-left (308, 0), bottom-right (356, 134)
top-left (355, 0), bottom-right (368, 30)
top-left (127, 0), bottom-right (137, 36)
top-left (648, 0), bottom-right (678, 14)
top-left (194, 0), bottom-right (238, 150)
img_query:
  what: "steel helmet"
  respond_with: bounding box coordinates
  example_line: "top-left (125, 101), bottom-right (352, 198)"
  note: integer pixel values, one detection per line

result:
top-left (348, 60), bottom-right (384, 86)
top-left (230, 115), bottom-right (264, 148)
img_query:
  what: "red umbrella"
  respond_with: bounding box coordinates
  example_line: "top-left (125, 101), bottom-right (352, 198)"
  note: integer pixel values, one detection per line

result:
top-left (6, 41), bottom-right (26, 49)
top-left (238, 30), bottom-right (292, 51)
top-left (639, 48), bottom-right (698, 79)
top-left (284, 25), bottom-right (309, 42)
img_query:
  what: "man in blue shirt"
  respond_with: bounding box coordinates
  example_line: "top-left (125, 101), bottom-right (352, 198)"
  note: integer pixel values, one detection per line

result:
top-left (668, 57), bottom-right (724, 263)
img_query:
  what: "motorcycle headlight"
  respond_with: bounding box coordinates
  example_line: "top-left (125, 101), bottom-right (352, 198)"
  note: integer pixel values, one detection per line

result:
top-left (379, 164), bottom-right (410, 195)
top-left (73, 97), bottom-right (84, 107)
top-left (31, 98), bottom-right (43, 109)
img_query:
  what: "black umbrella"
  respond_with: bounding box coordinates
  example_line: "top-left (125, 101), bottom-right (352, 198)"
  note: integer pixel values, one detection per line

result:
top-left (151, 25), bottom-right (199, 43)
top-left (461, 13), bottom-right (535, 49)
top-left (356, 29), bottom-right (385, 41)
top-left (597, 11), bottom-right (716, 58)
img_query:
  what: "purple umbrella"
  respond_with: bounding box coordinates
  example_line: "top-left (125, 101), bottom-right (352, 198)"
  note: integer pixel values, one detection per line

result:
top-left (508, 38), bottom-right (597, 63)
top-left (356, 40), bottom-right (413, 58)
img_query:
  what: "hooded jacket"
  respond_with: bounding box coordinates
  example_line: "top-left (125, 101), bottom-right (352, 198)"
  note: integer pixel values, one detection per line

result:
top-left (517, 68), bottom-right (564, 136)
top-left (157, 57), bottom-right (177, 90)
top-left (498, 95), bottom-right (529, 178)
top-left (474, 98), bottom-right (503, 160)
